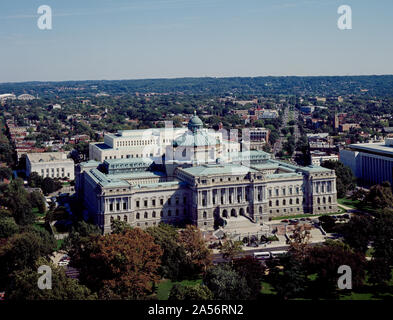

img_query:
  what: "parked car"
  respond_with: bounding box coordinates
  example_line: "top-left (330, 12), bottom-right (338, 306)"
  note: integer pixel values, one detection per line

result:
top-left (282, 219), bottom-right (289, 223)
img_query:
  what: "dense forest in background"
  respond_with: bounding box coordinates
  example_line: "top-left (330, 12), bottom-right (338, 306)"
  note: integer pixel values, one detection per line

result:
top-left (2, 75), bottom-right (393, 98)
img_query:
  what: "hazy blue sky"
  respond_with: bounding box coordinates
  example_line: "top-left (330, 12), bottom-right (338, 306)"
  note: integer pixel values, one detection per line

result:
top-left (0, 0), bottom-right (392, 82)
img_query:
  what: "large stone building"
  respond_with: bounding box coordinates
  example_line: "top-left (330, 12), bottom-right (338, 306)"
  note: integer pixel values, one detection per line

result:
top-left (77, 115), bottom-right (338, 234)
top-left (26, 152), bottom-right (74, 180)
top-left (340, 139), bottom-right (393, 186)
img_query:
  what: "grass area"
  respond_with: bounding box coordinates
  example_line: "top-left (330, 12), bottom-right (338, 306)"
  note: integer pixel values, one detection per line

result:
top-left (156, 278), bottom-right (202, 300)
top-left (33, 221), bottom-right (46, 232)
top-left (366, 248), bottom-right (374, 257)
top-left (338, 197), bottom-right (379, 215)
top-left (32, 207), bottom-right (46, 218)
top-left (271, 210), bottom-right (345, 221)
top-left (337, 198), bottom-right (360, 209)
top-left (260, 281), bottom-right (275, 295)
top-left (56, 239), bottom-right (64, 250)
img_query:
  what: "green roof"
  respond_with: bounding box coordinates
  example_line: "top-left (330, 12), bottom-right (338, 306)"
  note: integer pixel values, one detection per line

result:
top-left (173, 130), bottom-right (218, 147)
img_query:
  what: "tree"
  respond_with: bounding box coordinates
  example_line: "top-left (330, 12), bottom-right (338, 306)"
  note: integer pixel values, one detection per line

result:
top-left (71, 228), bottom-right (163, 299)
top-left (29, 190), bottom-right (46, 214)
top-left (0, 229), bottom-right (56, 282)
top-left (0, 216), bottom-right (19, 238)
top-left (0, 179), bottom-right (35, 225)
top-left (304, 242), bottom-right (366, 297)
top-left (203, 264), bottom-right (251, 300)
top-left (111, 219), bottom-right (132, 234)
top-left (169, 283), bottom-right (213, 300)
top-left (27, 172), bottom-right (43, 188)
top-left (0, 167), bottom-right (12, 181)
top-left (179, 225), bottom-right (212, 275)
top-left (219, 240), bottom-right (243, 263)
top-left (147, 224), bottom-right (191, 280)
top-left (287, 224), bottom-right (312, 261)
top-left (318, 215), bottom-right (336, 233)
top-left (267, 253), bottom-right (308, 299)
top-left (321, 160), bottom-right (356, 198)
top-left (41, 177), bottom-right (62, 195)
top-left (368, 210), bottom-right (393, 285)
top-left (364, 182), bottom-right (393, 209)
top-left (338, 215), bottom-right (374, 254)
top-left (7, 259), bottom-right (97, 300)
top-left (232, 256), bottom-right (265, 297)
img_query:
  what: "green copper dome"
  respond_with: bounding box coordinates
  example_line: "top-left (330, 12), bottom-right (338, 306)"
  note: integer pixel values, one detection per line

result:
top-left (188, 112), bottom-right (203, 132)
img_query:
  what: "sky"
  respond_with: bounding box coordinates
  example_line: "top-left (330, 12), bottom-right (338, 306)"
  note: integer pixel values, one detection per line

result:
top-left (0, 0), bottom-right (392, 82)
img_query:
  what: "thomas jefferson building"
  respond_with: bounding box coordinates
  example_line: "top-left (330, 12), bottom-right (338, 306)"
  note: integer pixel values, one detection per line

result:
top-left (77, 115), bottom-right (338, 234)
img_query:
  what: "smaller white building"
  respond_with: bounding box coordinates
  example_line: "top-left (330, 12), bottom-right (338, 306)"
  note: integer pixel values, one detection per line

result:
top-left (26, 152), bottom-right (75, 180)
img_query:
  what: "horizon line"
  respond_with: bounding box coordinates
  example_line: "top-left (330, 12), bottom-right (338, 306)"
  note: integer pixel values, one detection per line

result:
top-left (1, 73), bottom-right (393, 85)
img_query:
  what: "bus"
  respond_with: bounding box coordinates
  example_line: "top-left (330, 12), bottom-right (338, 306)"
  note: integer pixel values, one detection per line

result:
top-left (253, 252), bottom-right (271, 260)
top-left (270, 250), bottom-right (288, 258)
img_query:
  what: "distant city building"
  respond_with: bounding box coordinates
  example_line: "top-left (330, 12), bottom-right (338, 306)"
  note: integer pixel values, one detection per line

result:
top-left (310, 151), bottom-right (339, 166)
top-left (245, 128), bottom-right (270, 151)
top-left (17, 94), bottom-right (36, 101)
top-left (0, 93), bottom-right (16, 102)
top-left (300, 106), bottom-right (315, 114)
top-left (340, 139), bottom-right (393, 186)
top-left (339, 123), bottom-right (360, 132)
top-left (26, 152), bottom-right (74, 180)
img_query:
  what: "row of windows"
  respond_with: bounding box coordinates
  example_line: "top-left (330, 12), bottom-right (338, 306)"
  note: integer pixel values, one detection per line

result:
top-left (316, 196), bottom-right (333, 204)
top-left (110, 208), bottom-right (187, 222)
top-left (269, 198), bottom-right (301, 207)
top-left (136, 197), bottom-right (187, 208)
top-left (268, 186), bottom-right (301, 197)
top-left (104, 153), bottom-right (152, 160)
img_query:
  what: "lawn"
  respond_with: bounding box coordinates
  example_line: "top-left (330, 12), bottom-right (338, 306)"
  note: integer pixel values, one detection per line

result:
top-left (337, 198), bottom-right (360, 209)
top-left (271, 210), bottom-right (345, 221)
top-left (56, 239), bottom-right (65, 250)
top-left (156, 278), bottom-right (202, 300)
top-left (260, 281), bottom-right (275, 295)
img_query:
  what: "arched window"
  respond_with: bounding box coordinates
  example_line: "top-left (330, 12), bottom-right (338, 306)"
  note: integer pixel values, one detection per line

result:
top-left (144, 212), bottom-right (148, 219)
top-left (117, 215), bottom-right (121, 220)
top-left (289, 199), bottom-right (293, 205)
top-left (136, 212), bottom-right (140, 219)
top-left (283, 199), bottom-right (286, 206)
top-left (323, 197), bottom-right (326, 204)
top-left (259, 206), bottom-right (262, 213)
top-left (328, 196), bottom-right (331, 203)
top-left (182, 149), bottom-right (186, 158)
top-left (124, 215), bottom-right (127, 222)
top-left (110, 216), bottom-right (114, 223)
top-left (276, 200), bottom-right (279, 206)
top-left (203, 211), bottom-right (207, 219)
top-left (160, 211), bottom-right (163, 217)
top-left (152, 211), bottom-right (156, 218)
top-left (317, 198), bottom-right (321, 204)
top-left (296, 198), bottom-right (300, 204)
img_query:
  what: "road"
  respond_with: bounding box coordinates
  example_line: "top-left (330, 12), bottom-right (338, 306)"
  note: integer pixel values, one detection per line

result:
top-left (212, 245), bottom-right (290, 264)
top-left (273, 106), bottom-right (289, 155)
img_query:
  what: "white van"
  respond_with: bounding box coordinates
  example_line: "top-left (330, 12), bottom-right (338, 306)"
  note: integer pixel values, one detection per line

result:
top-left (270, 250), bottom-right (288, 258)
top-left (253, 252), bottom-right (271, 260)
